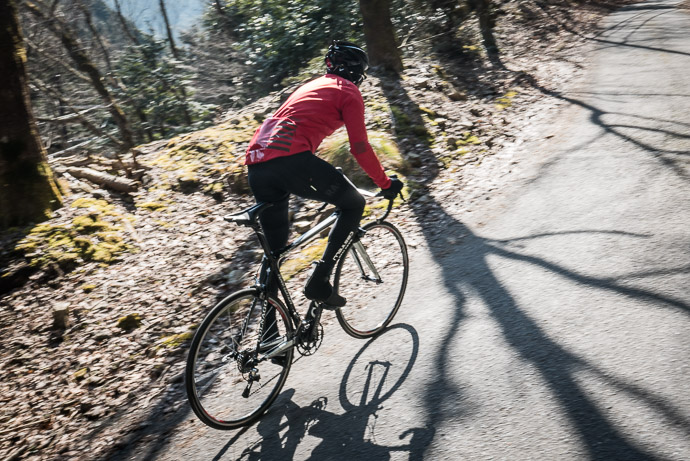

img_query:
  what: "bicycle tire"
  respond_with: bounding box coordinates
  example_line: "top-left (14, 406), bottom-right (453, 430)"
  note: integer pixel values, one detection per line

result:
top-left (185, 288), bottom-right (294, 429)
top-left (334, 221), bottom-right (408, 339)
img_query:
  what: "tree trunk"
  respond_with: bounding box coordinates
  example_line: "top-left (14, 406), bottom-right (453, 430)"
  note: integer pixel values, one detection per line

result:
top-left (158, 0), bottom-right (192, 125)
top-left (359, 0), bottom-right (403, 73)
top-left (25, 0), bottom-right (135, 151)
top-left (159, 0), bottom-right (180, 60)
top-left (113, 0), bottom-right (140, 45)
top-left (0, 0), bottom-right (62, 229)
top-left (76, 0), bottom-right (115, 75)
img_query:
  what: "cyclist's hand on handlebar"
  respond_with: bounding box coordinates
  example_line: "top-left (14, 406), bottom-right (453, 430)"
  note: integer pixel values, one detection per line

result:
top-left (379, 176), bottom-right (404, 200)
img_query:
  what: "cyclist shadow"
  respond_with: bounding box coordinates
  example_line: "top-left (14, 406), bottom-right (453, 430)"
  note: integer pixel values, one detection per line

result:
top-left (237, 324), bottom-right (433, 460)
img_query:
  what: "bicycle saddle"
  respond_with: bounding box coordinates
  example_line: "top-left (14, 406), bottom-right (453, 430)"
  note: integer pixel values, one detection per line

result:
top-left (224, 202), bottom-right (273, 226)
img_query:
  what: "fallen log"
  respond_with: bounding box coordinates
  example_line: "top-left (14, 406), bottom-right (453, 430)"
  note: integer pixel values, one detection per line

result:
top-left (64, 167), bottom-right (138, 193)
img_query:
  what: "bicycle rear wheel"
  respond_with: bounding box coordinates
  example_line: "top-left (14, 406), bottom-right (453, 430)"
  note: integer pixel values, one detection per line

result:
top-left (185, 289), bottom-right (294, 429)
top-left (334, 221), bottom-right (408, 338)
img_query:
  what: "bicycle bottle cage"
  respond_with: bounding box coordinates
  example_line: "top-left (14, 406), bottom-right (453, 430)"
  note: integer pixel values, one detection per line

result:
top-left (224, 202), bottom-right (273, 226)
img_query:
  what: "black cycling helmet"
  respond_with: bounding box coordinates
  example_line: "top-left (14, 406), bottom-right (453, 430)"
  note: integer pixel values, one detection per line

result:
top-left (325, 41), bottom-right (369, 86)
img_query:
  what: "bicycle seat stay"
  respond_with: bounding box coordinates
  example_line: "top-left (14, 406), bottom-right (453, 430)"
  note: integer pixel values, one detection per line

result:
top-left (224, 202), bottom-right (273, 226)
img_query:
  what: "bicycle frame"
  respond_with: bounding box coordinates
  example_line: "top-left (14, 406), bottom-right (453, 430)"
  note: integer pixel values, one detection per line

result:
top-left (240, 193), bottom-right (398, 360)
top-left (253, 209), bottom-right (338, 326)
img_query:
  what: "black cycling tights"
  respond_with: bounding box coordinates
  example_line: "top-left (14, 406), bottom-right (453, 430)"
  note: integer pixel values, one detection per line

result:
top-left (248, 151), bottom-right (366, 280)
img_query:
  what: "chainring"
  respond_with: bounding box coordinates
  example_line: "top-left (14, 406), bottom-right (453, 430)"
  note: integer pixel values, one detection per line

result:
top-left (296, 321), bottom-right (323, 356)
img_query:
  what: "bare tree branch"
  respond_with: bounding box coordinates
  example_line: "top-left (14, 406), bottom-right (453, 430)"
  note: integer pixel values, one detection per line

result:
top-left (36, 104), bottom-right (111, 124)
top-left (24, 36), bottom-right (91, 84)
top-left (25, 0), bottom-right (135, 151)
top-left (46, 139), bottom-right (95, 158)
top-left (31, 77), bottom-right (125, 149)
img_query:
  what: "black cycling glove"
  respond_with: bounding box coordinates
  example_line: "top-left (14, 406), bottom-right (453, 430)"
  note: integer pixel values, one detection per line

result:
top-left (380, 176), bottom-right (404, 200)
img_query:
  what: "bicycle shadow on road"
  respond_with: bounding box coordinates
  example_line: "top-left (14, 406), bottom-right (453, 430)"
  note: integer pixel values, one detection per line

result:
top-left (228, 323), bottom-right (434, 461)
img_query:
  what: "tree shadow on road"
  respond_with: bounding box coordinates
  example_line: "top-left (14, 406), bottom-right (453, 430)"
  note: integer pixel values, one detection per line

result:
top-left (542, 1), bottom-right (689, 58)
top-left (516, 72), bottom-right (690, 180)
top-left (105, 325), bottom-right (427, 461)
top-left (409, 193), bottom-right (690, 460)
top-left (379, 69), bottom-right (689, 459)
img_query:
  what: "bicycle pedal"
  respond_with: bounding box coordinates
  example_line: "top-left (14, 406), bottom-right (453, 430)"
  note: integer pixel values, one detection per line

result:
top-left (320, 302), bottom-right (340, 311)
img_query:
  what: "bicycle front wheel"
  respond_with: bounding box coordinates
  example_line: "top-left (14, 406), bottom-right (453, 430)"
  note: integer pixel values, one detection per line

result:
top-left (334, 221), bottom-right (408, 338)
top-left (185, 289), bottom-right (294, 429)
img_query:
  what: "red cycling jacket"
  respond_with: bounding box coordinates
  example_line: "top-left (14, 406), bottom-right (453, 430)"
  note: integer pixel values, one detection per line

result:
top-left (245, 74), bottom-right (392, 189)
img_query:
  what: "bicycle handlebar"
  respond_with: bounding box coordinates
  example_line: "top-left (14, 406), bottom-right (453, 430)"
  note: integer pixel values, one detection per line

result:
top-left (363, 187), bottom-right (404, 222)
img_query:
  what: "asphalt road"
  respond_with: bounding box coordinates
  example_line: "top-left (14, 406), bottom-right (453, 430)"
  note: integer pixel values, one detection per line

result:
top-left (125, 1), bottom-right (690, 459)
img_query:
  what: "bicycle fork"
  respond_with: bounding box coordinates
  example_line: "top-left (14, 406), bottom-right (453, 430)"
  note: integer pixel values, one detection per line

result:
top-left (349, 239), bottom-right (383, 284)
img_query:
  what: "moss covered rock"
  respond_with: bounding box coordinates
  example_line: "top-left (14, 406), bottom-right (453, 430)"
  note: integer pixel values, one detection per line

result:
top-left (116, 313), bottom-right (142, 331)
top-left (149, 118), bottom-right (258, 195)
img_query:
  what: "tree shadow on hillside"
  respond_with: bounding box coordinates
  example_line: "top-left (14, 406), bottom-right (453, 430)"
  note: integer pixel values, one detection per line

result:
top-left (0, 230), bottom-right (36, 298)
top-left (380, 74), bottom-right (689, 459)
top-left (415, 0), bottom-right (647, 96)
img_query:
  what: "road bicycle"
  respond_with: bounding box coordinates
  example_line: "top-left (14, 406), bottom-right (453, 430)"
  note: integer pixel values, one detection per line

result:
top-left (185, 181), bottom-right (409, 429)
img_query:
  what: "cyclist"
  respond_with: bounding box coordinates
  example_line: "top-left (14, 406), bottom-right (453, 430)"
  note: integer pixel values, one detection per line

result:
top-left (245, 40), bottom-right (403, 308)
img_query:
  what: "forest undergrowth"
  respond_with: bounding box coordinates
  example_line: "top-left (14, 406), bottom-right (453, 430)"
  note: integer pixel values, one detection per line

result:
top-left (0, 1), bottom-right (638, 459)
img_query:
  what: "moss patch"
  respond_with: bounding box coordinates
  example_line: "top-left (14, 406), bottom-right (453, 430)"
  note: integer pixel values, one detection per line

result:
top-left (318, 131), bottom-right (408, 188)
top-left (15, 198), bottom-right (133, 271)
top-left (73, 368), bottom-right (89, 381)
top-left (149, 118), bottom-right (259, 194)
top-left (81, 284), bottom-right (98, 293)
top-left (495, 89), bottom-right (519, 111)
top-left (136, 201), bottom-right (168, 212)
top-left (71, 197), bottom-right (119, 216)
top-left (456, 132), bottom-right (482, 146)
top-left (117, 313), bottom-right (142, 331)
top-left (280, 238), bottom-right (328, 281)
top-left (159, 331), bottom-right (194, 348)
top-left (389, 104), bottom-right (433, 145)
